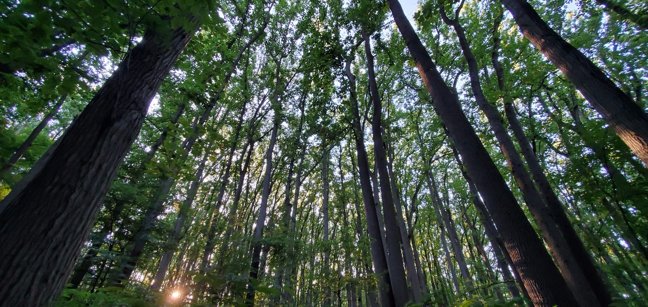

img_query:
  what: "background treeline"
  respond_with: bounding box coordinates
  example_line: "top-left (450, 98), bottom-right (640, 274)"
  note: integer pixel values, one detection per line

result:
top-left (0, 0), bottom-right (646, 306)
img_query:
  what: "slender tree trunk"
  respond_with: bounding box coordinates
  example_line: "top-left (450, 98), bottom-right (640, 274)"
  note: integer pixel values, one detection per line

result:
top-left (490, 11), bottom-right (613, 303)
top-left (197, 101), bottom-right (248, 291)
top-left (350, 153), bottom-right (381, 307)
top-left (442, 9), bottom-right (601, 305)
top-left (538, 94), bottom-right (648, 259)
top-left (363, 31), bottom-right (411, 307)
top-left (151, 151), bottom-right (208, 291)
top-left (344, 57), bottom-right (395, 307)
top-left (594, 0), bottom-right (647, 29)
top-left (425, 170), bottom-right (460, 293)
top-left (108, 105), bottom-right (228, 286)
top-left (0, 95), bottom-right (68, 177)
top-left (386, 149), bottom-right (425, 302)
top-left (501, 0), bottom-right (648, 166)
top-left (321, 146), bottom-right (332, 306)
top-left (246, 113), bottom-right (279, 306)
top-left (387, 1), bottom-right (577, 305)
top-left (0, 17), bottom-right (199, 305)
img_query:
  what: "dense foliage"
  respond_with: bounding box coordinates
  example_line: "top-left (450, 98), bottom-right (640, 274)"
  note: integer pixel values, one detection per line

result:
top-left (0, 0), bottom-right (646, 306)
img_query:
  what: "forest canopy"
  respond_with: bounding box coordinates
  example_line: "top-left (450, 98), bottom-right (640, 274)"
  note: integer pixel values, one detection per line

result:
top-left (0, 0), bottom-right (646, 306)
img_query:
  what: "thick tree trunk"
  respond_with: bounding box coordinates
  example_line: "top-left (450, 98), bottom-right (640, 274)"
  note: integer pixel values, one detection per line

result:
top-left (68, 100), bottom-right (185, 288)
top-left (363, 31), bottom-right (411, 307)
top-left (490, 12), bottom-right (612, 304)
top-left (108, 104), bottom-right (228, 286)
top-left (501, 0), bottom-right (648, 166)
top-left (0, 17), bottom-right (198, 305)
top-left (442, 10), bottom-right (600, 305)
top-left (387, 1), bottom-right (577, 305)
top-left (344, 58), bottom-right (395, 307)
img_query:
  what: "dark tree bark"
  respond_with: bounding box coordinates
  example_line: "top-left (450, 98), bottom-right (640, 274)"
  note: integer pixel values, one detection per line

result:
top-left (67, 99), bottom-right (186, 288)
top-left (501, 0), bottom-right (648, 166)
top-left (246, 111), bottom-right (279, 306)
top-left (491, 15), bottom-right (613, 302)
top-left (441, 6), bottom-right (601, 305)
top-left (0, 16), bottom-right (199, 305)
top-left (363, 31), bottom-right (411, 307)
top-left (387, 1), bottom-right (577, 305)
top-left (108, 105), bottom-right (230, 286)
top-left (446, 141), bottom-right (527, 300)
top-left (321, 146), bottom-right (332, 307)
top-left (344, 57), bottom-right (395, 307)
top-left (386, 146), bottom-right (425, 302)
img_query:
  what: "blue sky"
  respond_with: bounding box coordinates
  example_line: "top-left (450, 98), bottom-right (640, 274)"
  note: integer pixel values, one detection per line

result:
top-left (401, 0), bottom-right (419, 23)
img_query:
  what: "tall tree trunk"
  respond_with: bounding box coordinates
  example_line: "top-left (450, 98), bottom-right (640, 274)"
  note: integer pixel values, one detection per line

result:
top-left (441, 9), bottom-right (601, 305)
top-left (108, 105), bottom-right (228, 286)
top-left (448, 143), bottom-right (525, 300)
top-left (0, 16), bottom-right (199, 305)
top-left (344, 57), bottom-right (395, 307)
top-left (151, 150), bottom-right (209, 291)
top-left (246, 113), bottom-right (279, 306)
top-left (424, 169), bottom-right (460, 293)
top-left (321, 146), bottom-right (332, 306)
top-left (386, 146), bottom-right (425, 302)
top-left (350, 152), bottom-right (381, 307)
top-left (501, 0), bottom-right (648, 166)
top-left (538, 93), bottom-right (648, 259)
top-left (197, 100), bottom-right (249, 291)
top-left (68, 100), bottom-right (185, 288)
top-left (387, 1), bottom-right (577, 305)
top-left (363, 31), bottom-right (411, 307)
top-left (490, 10), bottom-right (613, 304)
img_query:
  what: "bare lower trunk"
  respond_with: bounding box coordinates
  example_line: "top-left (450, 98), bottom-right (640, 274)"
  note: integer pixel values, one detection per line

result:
top-left (246, 115), bottom-right (279, 306)
top-left (363, 31), bottom-right (410, 306)
top-left (345, 57), bottom-right (394, 307)
top-left (0, 17), bottom-right (198, 305)
top-left (387, 1), bottom-right (576, 305)
top-left (442, 9), bottom-right (599, 305)
top-left (151, 151), bottom-right (208, 291)
top-left (501, 0), bottom-right (648, 166)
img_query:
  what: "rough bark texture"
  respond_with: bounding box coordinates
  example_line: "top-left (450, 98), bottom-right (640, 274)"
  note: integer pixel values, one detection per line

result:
top-left (501, 0), bottom-right (648, 166)
top-left (490, 11), bottom-right (613, 304)
top-left (0, 19), bottom-right (197, 305)
top-left (442, 9), bottom-right (599, 306)
top-left (387, 1), bottom-right (577, 305)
